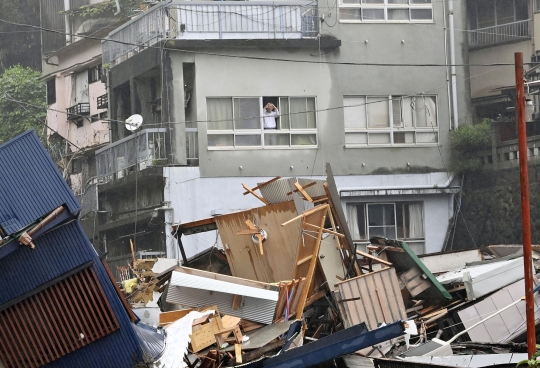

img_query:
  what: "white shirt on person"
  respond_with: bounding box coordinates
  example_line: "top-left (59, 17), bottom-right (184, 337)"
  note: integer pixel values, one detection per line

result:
top-left (263, 109), bottom-right (280, 129)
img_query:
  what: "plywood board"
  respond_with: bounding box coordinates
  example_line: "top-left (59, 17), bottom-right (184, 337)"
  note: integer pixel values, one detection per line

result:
top-left (215, 201), bottom-right (300, 283)
top-left (418, 249), bottom-right (483, 274)
top-left (336, 267), bottom-right (407, 330)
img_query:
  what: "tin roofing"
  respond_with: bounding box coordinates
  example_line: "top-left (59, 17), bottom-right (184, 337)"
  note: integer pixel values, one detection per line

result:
top-left (0, 131), bottom-right (80, 235)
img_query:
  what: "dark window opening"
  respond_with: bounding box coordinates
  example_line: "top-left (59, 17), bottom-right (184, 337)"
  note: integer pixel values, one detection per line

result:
top-left (88, 64), bottom-right (103, 84)
top-left (47, 78), bottom-right (56, 105)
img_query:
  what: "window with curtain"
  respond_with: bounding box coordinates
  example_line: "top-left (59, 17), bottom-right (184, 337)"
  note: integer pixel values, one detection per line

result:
top-left (346, 202), bottom-right (424, 241)
top-left (339, 0), bottom-right (433, 23)
top-left (344, 95), bottom-right (438, 147)
top-left (206, 96), bottom-right (317, 149)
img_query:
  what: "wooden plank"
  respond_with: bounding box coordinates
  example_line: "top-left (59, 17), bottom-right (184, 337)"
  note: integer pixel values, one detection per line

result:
top-left (159, 309), bottom-right (193, 325)
top-left (235, 344), bottom-right (243, 364)
top-left (173, 267), bottom-right (275, 290)
top-left (281, 204), bottom-right (329, 227)
top-left (215, 201), bottom-right (300, 283)
top-left (231, 295), bottom-right (243, 311)
top-left (295, 207), bottom-right (328, 318)
top-left (304, 222), bottom-right (345, 238)
top-left (356, 249), bottom-right (393, 267)
top-left (297, 255), bottom-right (313, 266)
top-left (294, 182), bottom-right (314, 202)
top-left (241, 183), bottom-right (270, 205)
top-left (243, 176), bottom-right (282, 195)
top-left (286, 181), bottom-right (317, 196)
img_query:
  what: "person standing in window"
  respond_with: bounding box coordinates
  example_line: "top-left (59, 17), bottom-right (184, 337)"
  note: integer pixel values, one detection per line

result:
top-left (263, 103), bottom-right (280, 129)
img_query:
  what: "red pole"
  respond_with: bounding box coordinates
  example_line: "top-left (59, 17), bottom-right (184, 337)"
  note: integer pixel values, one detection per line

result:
top-left (515, 52), bottom-right (536, 358)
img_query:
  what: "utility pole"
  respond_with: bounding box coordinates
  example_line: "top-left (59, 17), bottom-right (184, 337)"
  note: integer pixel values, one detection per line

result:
top-left (515, 51), bottom-right (536, 358)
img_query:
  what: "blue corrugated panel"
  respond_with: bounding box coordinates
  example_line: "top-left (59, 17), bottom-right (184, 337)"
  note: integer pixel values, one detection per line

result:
top-left (0, 130), bottom-right (80, 235)
top-left (0, 221), bottom-right (143, 368)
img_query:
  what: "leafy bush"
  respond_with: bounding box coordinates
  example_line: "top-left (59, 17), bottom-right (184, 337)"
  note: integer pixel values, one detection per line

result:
top-left (517, 345), bottom-right (540, 367)
top-left (450, 119), bottom-right (492, 174)
top-left (0, 65), bottom-right (46, 144)
top-left (61, 0), bottom-right (146, 19)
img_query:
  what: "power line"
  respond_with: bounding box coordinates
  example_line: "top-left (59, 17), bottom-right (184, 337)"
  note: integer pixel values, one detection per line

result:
top-left (0, 17), bottom-right (525, 68)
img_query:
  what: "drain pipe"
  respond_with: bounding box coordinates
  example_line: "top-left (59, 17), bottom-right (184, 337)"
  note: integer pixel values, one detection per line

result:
top-left (448, 0), bottom-right (459, 129)
top-left (114, 0), bottom-right (121, 16)
top-left (63, 0), bottom-right (72, 44)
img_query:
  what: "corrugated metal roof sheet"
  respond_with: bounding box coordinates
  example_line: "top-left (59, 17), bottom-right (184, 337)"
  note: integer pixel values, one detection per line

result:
top-left (167, 284), bottom-right (277, 324)
top-left (0, 131), bottom-right (80, 235)
top-left (258, 177), bottom-right (326, 204)
top-left (170, 271), bottom-right (279, 300)
top-left (0, 222), bottom-right (143, 368)
top-left (0, 131), bottom-right (142, 367)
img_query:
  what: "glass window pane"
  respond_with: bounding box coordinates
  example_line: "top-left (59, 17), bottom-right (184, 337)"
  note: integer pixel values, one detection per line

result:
top-left (264, 133), bottom-right (290, 146)
top-left (394, 132), bottom-right (415, 144)
top-left (343, 0), bottom-right (361, 3)
top-left (410, 8), bottom-right (432, 20)
top-left (363, 0), bottom-right (384, 3)
top-left (207, 98), bottom-right (233, 130)
top-left (340, 8), bottom-right (361, 20)
top-left (369, 133), bottom-right (391, 144)
top-left (367, 97), bottom-right (389, 128)
top-left (388, 9), bottom-right (409, 21)
top-left (516, 0), bottom-right (528, 21)
top-left (369, 226), bottom-right (387, 238)
top-left (290, 97), bottom-right (307, 129)
top-left (208, 134), bottom-right (233, 147)
top-left (345, 133), bottom-right (368, 145)
top-left (415, 96), bottom-right (437, 127)
top-left (368, 204), bottom-right (395, 226)
top-left (279, 97), bottom-right (290, 129)
top-left (307, 98), bottom-right (316, 128)
top-left (234, 98), bottom-right (260, 130)
top-left (392, 97), bottom-right (402, 126)
top-left (402, 97), bottom-right (414, 127)
top-left (388, 0), bottom-right (407, 3)
top-left (476, 0), bottom-right (495, 28)
top-left (496, 0), bottom-right (514, 24)
top-left (396, 203), bottom-right (405, 238)
top-left (363, 9), bottom-right (385, 21)
top-left (411, 0), bottom-right (431, 3)
top-left (235, 134), bottom-right (261, 146)
top-left (416, 132), bottom-right (438, 143)
top-left (344, 97), bottom-right (367, 129)
top-left (291, 134), bottom-right (317, 145)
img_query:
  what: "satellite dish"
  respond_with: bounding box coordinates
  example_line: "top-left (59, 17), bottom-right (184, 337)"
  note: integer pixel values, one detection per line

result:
top-left (125, 114), bottom-right (143, 132)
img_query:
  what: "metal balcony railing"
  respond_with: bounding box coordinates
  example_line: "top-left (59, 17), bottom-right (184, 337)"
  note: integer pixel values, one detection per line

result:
top-left (67, 103), bottom-right (90, 120)
top-left (97, 94), bottom-right (108, 109)
top-left (468, 19), bottom-right (531, 48)
top-left (103, 1), bottom-right (318, 67)
top-left (95, 128), bottom-right (167, 179)
top-left (66, 103), bottom-right (90, 126)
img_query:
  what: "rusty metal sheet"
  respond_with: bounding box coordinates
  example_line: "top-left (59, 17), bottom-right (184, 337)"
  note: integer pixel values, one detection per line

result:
top-left (336, 267), bottom-right (407, 330)
top-left (258, 177), bottom-right (326, 204)
top-left (215, 201), bottom-right (300, 283)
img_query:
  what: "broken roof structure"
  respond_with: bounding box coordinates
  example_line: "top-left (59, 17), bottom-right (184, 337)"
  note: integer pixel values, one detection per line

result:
top-left (0, 131), bottom-right (144, 367)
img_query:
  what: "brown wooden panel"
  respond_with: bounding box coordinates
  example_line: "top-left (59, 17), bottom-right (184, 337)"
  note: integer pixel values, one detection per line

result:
top-left (0, 267), bottom-right (120, 368)
top-left (216, 201), bottom-right (300, 283)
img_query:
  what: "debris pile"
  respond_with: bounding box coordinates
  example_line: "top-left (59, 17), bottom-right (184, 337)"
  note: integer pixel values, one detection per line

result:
top-left (124, 166), bottom-right (539, 367)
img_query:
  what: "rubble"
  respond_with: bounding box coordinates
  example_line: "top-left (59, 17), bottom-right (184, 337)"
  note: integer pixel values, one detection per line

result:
top-left (1, 133), bottom-right (537, 368)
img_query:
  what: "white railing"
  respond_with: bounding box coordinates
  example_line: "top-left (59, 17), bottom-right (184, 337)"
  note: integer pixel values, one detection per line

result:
top-left (103, 1), bottom-right (318, 66)
top-left (468, 19), bottom-right (531, 48)
top-left (95, 128), bottom-right (167, 179)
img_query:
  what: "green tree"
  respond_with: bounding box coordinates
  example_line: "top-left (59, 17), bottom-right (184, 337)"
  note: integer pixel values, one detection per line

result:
top-left (0, 65), bottom-right (46, 144)
top-left (0, 0), bottom-right (41, 72)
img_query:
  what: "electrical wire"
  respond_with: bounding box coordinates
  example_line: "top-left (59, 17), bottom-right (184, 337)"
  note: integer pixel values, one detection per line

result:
top-left (0, 17), bottom-right (527, 68)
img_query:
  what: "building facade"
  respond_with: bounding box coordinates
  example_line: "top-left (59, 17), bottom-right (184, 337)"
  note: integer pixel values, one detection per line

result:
top-left (43, 0), bottom-right (471, 273)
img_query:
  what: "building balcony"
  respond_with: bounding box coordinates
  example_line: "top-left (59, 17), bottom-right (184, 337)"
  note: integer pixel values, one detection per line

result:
top-left (468, 19), bottom-right (531, 49)
top-left (66, 103), bottom-right (90, 126)
top-left (95, 128), bottom-right (167, 181)
top-left (103, 1), bottom-right (319, 67)
top-left (97, 94), bottom-right (108, 109)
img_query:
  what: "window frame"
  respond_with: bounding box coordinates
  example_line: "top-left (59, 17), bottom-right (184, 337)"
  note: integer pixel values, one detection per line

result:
top-left (206, 96), bottom-right (318, 150)
top-left (88, 64), bottom-right (103, 84)
top-left (343, 94), bottom-right (439, 148)
top-left (347, 201), bottom-right (425, 254)
top-left (339, 0), bottom-right (434, 24)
